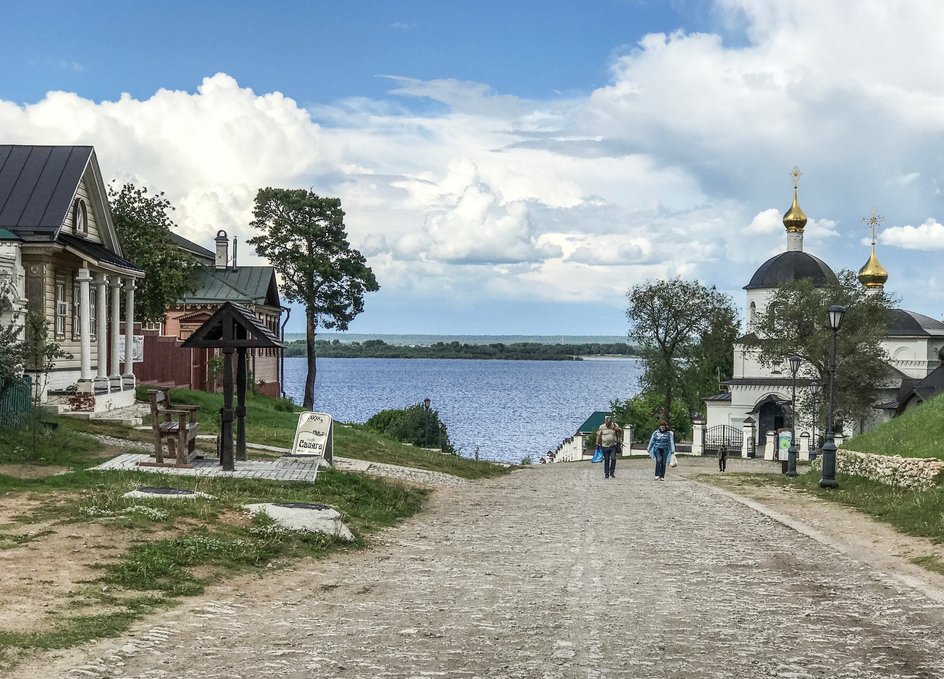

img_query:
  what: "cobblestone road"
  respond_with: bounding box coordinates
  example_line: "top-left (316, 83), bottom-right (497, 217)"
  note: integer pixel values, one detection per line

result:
top-left (17, 461), bottom-right (944, 678)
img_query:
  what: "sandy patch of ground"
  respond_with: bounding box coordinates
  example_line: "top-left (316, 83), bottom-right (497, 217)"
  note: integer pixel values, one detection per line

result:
top-left (0, 492), bottom-right (141, 633)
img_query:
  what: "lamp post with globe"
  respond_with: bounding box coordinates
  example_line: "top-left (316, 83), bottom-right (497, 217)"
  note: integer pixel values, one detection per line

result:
top-left (820, 305), bottom-right (845, 488)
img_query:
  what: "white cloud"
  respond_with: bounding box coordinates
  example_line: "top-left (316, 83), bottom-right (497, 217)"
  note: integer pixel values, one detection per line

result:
top-left (6, 1), bottom-right (944, 329)
top-left (881, 219), bottom-right (944, 250)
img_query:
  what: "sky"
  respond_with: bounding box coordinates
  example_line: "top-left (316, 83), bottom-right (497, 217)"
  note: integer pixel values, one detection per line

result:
top-left (2, 0), bottom-right (944, 335)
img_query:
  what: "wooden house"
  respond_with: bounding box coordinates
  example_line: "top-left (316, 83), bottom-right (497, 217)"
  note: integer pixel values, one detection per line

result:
top-left (0, 145), bottom-right (144, 412)
top-left (134, 229), bottom-right (284, 397)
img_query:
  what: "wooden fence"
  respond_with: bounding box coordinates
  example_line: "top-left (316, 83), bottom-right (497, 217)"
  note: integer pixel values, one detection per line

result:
top-left (0, 376), bottom-right (32, 428)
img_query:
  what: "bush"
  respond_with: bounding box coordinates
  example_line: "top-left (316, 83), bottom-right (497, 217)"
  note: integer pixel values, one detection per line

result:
top-left (365, 403), bottom-right (454, 453)
top-left (611, 392), bottom-right (691, 442)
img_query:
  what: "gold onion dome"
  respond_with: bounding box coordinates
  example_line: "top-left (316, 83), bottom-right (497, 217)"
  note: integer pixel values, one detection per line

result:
top-left (858, 209), bottom-right (889, 288)
top-left (858, 247), bottom-right (889, 288)
top-left (783, 167), bottom-right (807, 233)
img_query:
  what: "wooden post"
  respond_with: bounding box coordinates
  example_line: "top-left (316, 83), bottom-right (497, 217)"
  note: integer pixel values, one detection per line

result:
top-left (220, 347), bottom-right (235, 471)
top-left (236, 346), bottom-right (247, 461)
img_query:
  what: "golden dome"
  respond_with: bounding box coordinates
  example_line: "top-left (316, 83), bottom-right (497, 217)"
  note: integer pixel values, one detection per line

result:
top-left (783, 167), bottom-right (807, 233)
top-left (858, 245), bottom-right (888, 288)
top-left (783, 188), bottom-right (807, 233)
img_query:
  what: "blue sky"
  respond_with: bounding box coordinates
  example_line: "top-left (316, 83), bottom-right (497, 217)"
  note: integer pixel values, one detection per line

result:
top-left (2, 1), bottom-right (943, 335)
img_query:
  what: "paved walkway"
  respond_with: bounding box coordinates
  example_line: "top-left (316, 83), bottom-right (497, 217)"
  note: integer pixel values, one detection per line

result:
top-left (89, 435), bottom-right (468, 487)
top-left (15, 461), bottom-right (944, 678)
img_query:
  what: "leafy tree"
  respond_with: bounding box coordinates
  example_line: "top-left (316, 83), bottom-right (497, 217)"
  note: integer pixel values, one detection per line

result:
top-left (626, 277), bottom-right (739, 425)
top-left (247, 188), bottom-right (380, 409)
top-left (741, 270), bottom-right (893, 432)
top-left (108, 183), bottom-right (196, 324)
top-left (0, 289), bottom-right (24, 389)
top-left (611, 391), bottom-right (691, 442)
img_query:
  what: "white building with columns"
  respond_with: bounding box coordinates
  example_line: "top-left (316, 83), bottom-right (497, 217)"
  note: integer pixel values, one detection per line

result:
top-left (697, 171), bottom-right (944, 458)
top-left (0, 145), bottom-right (144, 412)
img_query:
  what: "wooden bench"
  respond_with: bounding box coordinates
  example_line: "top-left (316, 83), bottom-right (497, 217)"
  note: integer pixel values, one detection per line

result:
top-left (145, 387), bottom-right (200, 466)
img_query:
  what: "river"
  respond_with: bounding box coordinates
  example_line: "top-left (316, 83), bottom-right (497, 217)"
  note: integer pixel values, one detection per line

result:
top-left (282, 356), bottom-right (642, 464)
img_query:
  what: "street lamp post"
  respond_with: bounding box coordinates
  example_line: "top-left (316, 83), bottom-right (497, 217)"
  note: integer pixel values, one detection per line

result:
top-left (786, 354), bottom-right (801, 477)
top-left (809, 379), bottom-right (821, 460)
top-left (820, 305), bottom-right (846, 488)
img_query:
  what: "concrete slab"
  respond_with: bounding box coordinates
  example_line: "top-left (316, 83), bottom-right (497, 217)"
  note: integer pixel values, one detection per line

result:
top-left (244, 502), bottom-right (355, 541)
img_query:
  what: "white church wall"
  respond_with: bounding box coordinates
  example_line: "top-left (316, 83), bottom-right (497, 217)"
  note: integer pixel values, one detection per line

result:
top-left (883, 337), bottom-right (940, 379)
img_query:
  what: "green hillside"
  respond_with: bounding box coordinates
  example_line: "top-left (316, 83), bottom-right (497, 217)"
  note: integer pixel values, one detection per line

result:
top-left (844, 394), bottom-right (944, 459)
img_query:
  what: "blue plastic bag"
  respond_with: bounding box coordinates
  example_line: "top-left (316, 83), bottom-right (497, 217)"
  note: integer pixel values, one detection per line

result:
top-left (591, 446), bottom-right (603, 463)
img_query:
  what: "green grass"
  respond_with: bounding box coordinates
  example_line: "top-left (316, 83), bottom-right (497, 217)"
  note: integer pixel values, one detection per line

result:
top-left (844, 392), bottom-right (944, 459)
top-left (0, 466), bottom-right (428, 669)
top-left (0, 416), bottom-right (103, 468)
top-left (136, 387), bottom-right (510, 480)
top-left (0, 399), bottom-right (447, 670)
top-left (728, 469), bottom-right (944, 543)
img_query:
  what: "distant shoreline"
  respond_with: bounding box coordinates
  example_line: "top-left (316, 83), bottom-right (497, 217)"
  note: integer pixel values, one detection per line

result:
top-left (285, 332), bottom-right (631, 347)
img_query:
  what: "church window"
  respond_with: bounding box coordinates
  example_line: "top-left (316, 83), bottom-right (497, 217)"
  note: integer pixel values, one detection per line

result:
top-left (749, 302), bottom-right (756, 329)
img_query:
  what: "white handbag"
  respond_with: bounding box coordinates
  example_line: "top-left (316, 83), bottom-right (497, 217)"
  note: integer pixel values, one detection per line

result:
top-left (669, 453), bottom-right (678, 467)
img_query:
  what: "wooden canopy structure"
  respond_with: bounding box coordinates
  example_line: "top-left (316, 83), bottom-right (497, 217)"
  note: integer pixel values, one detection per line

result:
top-left (181, 301), bottom-right (283, 470)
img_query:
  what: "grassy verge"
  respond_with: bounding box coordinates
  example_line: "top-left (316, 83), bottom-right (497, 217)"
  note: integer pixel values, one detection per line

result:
top-left (710, 469), bottom-right (944, 543)
top-left (128, 387), bottom-right (510, 480)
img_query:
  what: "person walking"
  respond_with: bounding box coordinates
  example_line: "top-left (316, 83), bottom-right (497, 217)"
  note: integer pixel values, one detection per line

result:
top-left (596, 415), bottom-right (623, 479)
top-left (647, 420), bottom-right (675, 481)
top-left (718, 443), bottom-right (728, 472)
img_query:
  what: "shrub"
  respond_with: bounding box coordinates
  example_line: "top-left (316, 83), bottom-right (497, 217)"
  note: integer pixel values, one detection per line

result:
top-left (365, 403), bottom-right (454, 453)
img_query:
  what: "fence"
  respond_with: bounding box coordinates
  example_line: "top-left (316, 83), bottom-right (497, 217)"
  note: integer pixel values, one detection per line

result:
top-left (0, 376), bottom-right (32, 428)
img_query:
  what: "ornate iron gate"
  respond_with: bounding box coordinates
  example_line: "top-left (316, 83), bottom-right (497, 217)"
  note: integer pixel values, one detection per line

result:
top-left (703, 425), bottom-right (742, 456)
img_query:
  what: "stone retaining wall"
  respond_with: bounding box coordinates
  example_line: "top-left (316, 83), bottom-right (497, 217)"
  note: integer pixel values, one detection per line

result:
top-left (827, 448), bottom-right (944, 490)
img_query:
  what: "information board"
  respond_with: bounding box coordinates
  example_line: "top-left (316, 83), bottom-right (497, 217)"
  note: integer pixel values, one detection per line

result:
top-left (777, 430), bottom-right (792, 460)
top-left (290, 411), bottom-right (334, 466)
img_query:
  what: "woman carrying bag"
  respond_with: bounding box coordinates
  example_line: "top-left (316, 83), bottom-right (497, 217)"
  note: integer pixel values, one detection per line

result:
top-left (647, 420), bottom-right (675, 481)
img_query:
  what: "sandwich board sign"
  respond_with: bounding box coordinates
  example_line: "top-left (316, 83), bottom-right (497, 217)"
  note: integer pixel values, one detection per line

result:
top-left (290, 412), bottom-right (334, 466)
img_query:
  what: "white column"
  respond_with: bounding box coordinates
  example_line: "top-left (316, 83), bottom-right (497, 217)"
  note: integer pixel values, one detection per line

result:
top-left (741, 421), bottom-right (754, 458)
top-left (764, 431), bottom-right (776, 460)
top-left (123, 278), bottom-right (136, 388)
top-left (95, 273), bottom-right (108, 388)
top-left (109, 279), bottom-right (122, 390)
top-left (76, 267), bottom-right (93, 391)
top-left (799, 433), bottom-right (810, 461)
top-left (690, 420), bottom-right (705, 456)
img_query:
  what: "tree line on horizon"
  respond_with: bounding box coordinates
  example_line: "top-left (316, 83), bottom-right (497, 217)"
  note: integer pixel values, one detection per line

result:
top-left (283, 339), bottom-right (637, 360)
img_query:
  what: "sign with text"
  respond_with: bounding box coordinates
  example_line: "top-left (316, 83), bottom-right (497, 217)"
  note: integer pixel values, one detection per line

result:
top-left (290, 412), bottom-right (334, 465)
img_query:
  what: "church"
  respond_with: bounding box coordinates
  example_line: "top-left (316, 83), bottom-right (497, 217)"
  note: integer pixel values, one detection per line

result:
top-left (699, 169), bottom-right (944, 458)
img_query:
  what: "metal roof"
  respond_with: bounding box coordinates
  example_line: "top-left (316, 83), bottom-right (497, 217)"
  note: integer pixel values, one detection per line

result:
top-left (168, 231), bottom-right (214, 262)
top-left (887, 308), bottom-right (944, 337)
top-left (0, 228), bottom-right (20, 241)
top-left (744, 251), bottom-right (838, 290)
top-left (704, 392), bottom-right (732, 401)
top-left (181, 266), bottom-right (280, 308)
top-left (60, 234), bottom-right (143, 273)
top-left (576, 411), bottom-right (613, 434)
top-left (0, 145), bottom-right (92, 240)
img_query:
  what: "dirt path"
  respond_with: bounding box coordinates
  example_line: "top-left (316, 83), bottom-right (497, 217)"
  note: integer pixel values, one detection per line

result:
top-left (12, 458), bottom-right (944, 678)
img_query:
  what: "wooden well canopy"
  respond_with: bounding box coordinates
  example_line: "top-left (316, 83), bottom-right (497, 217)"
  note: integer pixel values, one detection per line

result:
top-left (181, 301), bottom-right (284, 470)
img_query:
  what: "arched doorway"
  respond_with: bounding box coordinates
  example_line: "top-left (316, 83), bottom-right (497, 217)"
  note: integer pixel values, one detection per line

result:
top-left (753, 395), bottom-right (787, 446)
